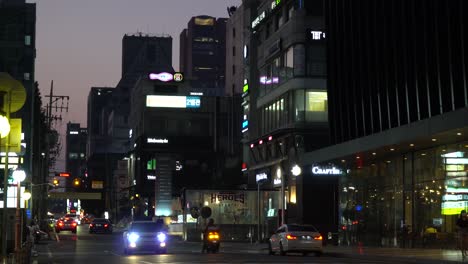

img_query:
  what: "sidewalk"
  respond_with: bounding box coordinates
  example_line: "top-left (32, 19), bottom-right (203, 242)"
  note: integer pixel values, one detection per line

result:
top-left (325, 245), bottom-right (463, 263)
top-left (179, 241), bottom-right (465, 263)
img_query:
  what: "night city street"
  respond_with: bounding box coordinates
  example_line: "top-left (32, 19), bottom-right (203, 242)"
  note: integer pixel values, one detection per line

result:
top-left (1, 0), bottom-right (468, 263)
top-left (31, 225), bottom-right (402, 264)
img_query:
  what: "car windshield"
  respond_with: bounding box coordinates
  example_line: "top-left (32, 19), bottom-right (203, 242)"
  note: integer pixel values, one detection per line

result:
top-left (130, 222), bottom-right (163, 232)
top-left (287, 225), bottom-right (318, 232)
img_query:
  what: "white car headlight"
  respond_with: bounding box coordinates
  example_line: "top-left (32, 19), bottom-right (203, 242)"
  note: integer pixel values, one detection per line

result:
top-left (127, 232), bottom-right (140, 243)
top-left (157, 232), bottom-right (166, 242)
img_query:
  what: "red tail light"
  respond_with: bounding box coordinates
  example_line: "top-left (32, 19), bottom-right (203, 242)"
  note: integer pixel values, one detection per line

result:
top-left (89, 224), bottom-right (94, 227)
top-left (72, 222), bottom-right (77, 227)
top-left (104, 224), bottom-right (108, 228)
top-left (286, 234), bottom-right (297, 240)
top-left (314, 235), bottom-right (323, 240)
top-left (58, 222), bottom-right (64, 227)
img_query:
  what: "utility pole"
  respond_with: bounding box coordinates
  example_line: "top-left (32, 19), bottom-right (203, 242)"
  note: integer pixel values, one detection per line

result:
top-left (39, 81), bottom-right (69, 221)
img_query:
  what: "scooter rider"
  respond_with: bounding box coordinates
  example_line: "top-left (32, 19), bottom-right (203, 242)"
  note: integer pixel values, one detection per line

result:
top-left (202, 218), bottom-right (216, 253)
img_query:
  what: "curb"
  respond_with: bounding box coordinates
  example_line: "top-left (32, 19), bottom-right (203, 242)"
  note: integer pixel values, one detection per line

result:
top-left (325, 251), bottom-right (462, 264)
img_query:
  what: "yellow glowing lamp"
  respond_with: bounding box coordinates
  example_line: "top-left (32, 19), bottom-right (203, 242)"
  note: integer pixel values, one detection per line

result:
top-left (74, 178), bottom-right (80, 186)
top-left (23, 191), bottom-right (31, 200)
top-left (0, 115), bottom-right (10, 138)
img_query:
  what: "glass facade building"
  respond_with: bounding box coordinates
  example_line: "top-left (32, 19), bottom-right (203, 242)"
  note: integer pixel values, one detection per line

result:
top-left (339, 141), bottom-right (468, 247)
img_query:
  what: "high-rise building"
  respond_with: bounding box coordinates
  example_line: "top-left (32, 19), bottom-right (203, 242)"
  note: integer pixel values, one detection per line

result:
top-left (0, 0), bottom-right (36, 254)
top-left (225, 6), bottom-right (245, 96)
top-left (241, 0), bottom-right (331, 237)
top-left (85, 34), bottom-right (175, 219)
top-left (65, 123), bottom-right (87, 190)
top-left (122, 33), bottom-right (173, 78)
top-left (0, 0), bottom-right (36, 182)
top-left (180, 16), bottom-right (227, 94)
top-left (301, 0), bottom-right (468, 246)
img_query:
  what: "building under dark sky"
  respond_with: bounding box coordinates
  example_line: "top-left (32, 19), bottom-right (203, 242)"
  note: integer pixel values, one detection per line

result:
top-left (300, 0), bottom-right (468, 247)
top-left (325, 0), bottom-right (468, 144)
top-left (179, 16), bottom-right (227, 94)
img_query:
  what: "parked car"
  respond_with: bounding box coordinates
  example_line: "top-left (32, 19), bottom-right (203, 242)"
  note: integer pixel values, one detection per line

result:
top-left (123, 220), bottom-right (167, 255)
top-left (89, 218), bottom-right (113, 234)
top-left (268, 224), bottom-right (323, 256)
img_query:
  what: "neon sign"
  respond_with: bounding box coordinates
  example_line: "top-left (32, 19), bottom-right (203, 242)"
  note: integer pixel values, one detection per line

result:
top-left (312, 166), bottom-right (343, 175)
top-left (146, 95), bottom-right (201, 108)
top-left (251, 11), bottom-right (266, 29)
top-left (147, 138), bottom-right (169, 144)
top-left (256, 172), bottom-right (268, 182)
top-left (149, 72), bottom-right (184, 82)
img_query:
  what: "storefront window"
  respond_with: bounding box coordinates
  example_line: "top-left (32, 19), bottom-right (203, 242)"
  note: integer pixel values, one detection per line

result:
top-left (339, 142), bottom-right (468, 247)
top-left (305, 91), bottom-right (328, 122)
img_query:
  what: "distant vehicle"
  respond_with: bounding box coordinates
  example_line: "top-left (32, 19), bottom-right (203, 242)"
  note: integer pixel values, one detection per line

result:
top-left (89, 218), bottom-right (113, 234)
top-left (123, 220), bottom-right (167, 255)
top-left (55, 217), bottom-right (78, 233)
top-left (81, 215), bottom-right (95, 224)
top-left (268, 224), bottom-right (323, 256)
top-left (64, 214), bottom-right (80, 224)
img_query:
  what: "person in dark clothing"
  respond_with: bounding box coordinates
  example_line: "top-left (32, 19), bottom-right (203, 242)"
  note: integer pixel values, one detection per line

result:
top-left (456, 210), bottom-right (468, 259)
top-left (201, 218), bottom-right (216, 253)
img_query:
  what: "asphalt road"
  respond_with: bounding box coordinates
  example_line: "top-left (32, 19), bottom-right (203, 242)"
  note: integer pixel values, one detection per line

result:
top-left (33, 225), bottom-right (392, 264)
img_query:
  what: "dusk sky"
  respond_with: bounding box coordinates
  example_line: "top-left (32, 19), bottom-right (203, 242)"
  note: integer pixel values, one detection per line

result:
top-left (33, 0), bottom-right (241, 126)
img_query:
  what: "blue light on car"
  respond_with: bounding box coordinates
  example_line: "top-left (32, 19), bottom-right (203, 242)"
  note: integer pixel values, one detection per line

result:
top-left (127, 232), bottom-right (140, 243)
top-left (157, 232), bottom-right (166, 242)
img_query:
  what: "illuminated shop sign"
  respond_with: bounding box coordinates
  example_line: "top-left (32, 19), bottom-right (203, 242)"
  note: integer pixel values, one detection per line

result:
top-left (241, 162), bottom-right (248, 172)
top-left (312, 166), bottom-right (343, 175)
top-left (273, 178), bottom-right (281, 186)
top-left (242, 120), bottom-right (249, 129)
top-left (211, 192), bottom-right (245, 204)
top-left (147, 138), bottom-right (169, 144)
top-left (149, 72), bottom-right (184, 82)
top-left (147, 175), bottom-right (156, 180)
top-left (186, 96), bottom-right (201, 108)
top-left (271, 0), bottom-right (281, 10)
top-left (442, 194), bottom-right (468, 201)
top-left (441, 151), bottom-right (464, 158)
top-left (446, 187), bottom-right (468, 193)
top-left (260, 76), bottom-right (279, 84)
top-left (146, 95), bottom-right (201, 108)
top-left (190, 92), bottom-right (203, 96)
top-left (256, 172), bottom-right (268, 183)
top-left (69, 131), bottom-right (79, 135)
top-left (447, 171), bottom-right (468, 177)
top-left (243, 83), bottom-right (249, 93)
top-left (251, 11), bottom-right (266, 29)
top-left (307, 29), bottom-right (326, 41)
top-left (442, 201), bottom-right (468, 215)
top-left (443, 158), bottom-right (468, 164)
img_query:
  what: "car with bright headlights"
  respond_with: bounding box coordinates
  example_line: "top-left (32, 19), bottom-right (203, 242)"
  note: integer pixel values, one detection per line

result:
top-left (268, 224), bottom-right (323, 256)
top-left (123, 220), bottom-right (167, 255)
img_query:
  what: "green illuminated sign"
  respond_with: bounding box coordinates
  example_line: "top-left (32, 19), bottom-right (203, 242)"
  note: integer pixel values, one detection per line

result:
top-left (147, 159), bottom-right (156, 170)
top-left (243, 84), bottom-right (249, 93)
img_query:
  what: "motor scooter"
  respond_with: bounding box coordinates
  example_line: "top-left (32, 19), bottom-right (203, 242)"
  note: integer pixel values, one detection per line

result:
top-left (204, 228), bottom-right (220, 253)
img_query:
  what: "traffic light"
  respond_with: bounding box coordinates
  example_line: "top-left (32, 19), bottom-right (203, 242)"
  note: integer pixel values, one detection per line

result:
top-left (73, 178), bottom-right (80, 186)
top-left (53, 178), bottom-right (59, 187)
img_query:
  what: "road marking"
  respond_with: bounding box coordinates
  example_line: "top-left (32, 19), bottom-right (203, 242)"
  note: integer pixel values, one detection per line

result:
top-left (139, 261), bottom-right (155, 264)
top-left (106, 250), bottom-right (122, 257)
top-left (47, 246), bottom-right (52, 258)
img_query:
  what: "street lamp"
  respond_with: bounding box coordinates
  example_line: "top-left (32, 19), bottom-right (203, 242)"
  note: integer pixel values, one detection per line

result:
top-left (12, 169), bottom-right (26, 251)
